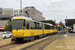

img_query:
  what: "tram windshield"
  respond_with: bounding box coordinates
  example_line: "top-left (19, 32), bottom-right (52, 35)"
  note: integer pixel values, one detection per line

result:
top-left (13, 20), bottom-right (23, 29)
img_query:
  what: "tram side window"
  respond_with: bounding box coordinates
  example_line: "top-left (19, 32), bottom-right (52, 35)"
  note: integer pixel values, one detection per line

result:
top-left (34, 22), bottom-right (36, 29)
top-left (27, 20), bottom-right (29, 29)
top-left (44, 25), bottom-right (46, 29)
top-left (49, 25), bottom-right (50, 29)
top-left (51, 26), bottom-right (52, 29)
top-left (55, 27), bottom-right (56, 29)
top-left (53, 26), bottom-right (54, 29)
top-left (52, 26), bottom-right (53, 29)
top-left (52, 26), bottom-right (54, 29)
top-left (34, 22), bottom-right (39, 29)
top-left (45, 25), bottom-right (50, 29)
top-left (37, 23), bottom-right (39, 29)
top-left (56, 27), bottom-right (57, 29)
top-left (40, 23), bottom-right (42, 29)
top-left (48, 25), bottom-right (50, 29)
top-left (31, 21), bottom-right (33, 29)
top-left (23, 20), bottom-right (25, 29)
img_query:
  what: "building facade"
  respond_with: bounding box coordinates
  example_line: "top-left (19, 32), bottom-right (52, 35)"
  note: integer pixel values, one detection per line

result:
top-left (13, 7), bottom-right (45, 21)
top-left (0, 7), bottom-right (45, 28)
top-left (0, 8), bottom-right (14, 16)
top-left (23, 7), bottom-right (45, 21)
top-left (0, 8), bottom-right (13, 28)
top-left (14, 10), bottom-right (20, 16)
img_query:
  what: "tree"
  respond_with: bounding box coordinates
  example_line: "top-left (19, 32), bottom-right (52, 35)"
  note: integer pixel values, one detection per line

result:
top-left (59, 21), bottom-right (66, 30)
top-left (59, 21), bottom-right (62, 25)
top-left (59, 21), bottom-right (63, 30)
top-left (5, 21), bottom-right (12, 31)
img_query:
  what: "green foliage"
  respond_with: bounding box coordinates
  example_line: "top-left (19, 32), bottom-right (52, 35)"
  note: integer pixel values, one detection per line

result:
top-left (59, 21), bottom-right (63, 25)
top-left (58, 21), bottom-right (66, 30)
top-left (5, 21), bottom-right (12, 31)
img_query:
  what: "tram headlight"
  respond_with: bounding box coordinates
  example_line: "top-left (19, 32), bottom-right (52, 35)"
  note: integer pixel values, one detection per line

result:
top-left (13, 34), bottom-right (15, 36)
top-left (20, 34), bottom-right (22, 36)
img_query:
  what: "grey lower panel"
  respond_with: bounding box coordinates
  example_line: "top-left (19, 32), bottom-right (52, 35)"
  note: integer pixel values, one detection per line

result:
top-left (11, 36), bottom-right (34, 41)
top-left (11, 32), bottom-right (57, 41)
top-left (11, 34), bottom-right (43, 41)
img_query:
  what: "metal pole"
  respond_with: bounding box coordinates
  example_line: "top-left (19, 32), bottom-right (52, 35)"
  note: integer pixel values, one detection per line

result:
top-left (66, 17), bottom-right (68, 34)
top-left (20, 0), bottom-right (22, 15)
top-left (62, 25), bottom-right (63, 31)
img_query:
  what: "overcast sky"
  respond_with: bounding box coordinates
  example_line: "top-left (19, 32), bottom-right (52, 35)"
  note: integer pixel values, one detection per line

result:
top-left (0, 0), bottom-right (75, 23)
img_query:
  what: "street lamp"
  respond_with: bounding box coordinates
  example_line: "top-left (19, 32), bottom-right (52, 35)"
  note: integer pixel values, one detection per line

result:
top-left (66, 17), bottom-right (68, 34)
top-left (20, 0), bottom-right (22, 15)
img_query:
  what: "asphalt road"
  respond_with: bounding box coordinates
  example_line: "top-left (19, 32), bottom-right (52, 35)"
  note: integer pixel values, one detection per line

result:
top-left (66, 33), bottom-right (75, 36)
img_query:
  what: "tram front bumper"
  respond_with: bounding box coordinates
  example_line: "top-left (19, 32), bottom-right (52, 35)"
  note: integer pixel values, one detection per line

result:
top-left (11, 36), bottom-right (33, 41)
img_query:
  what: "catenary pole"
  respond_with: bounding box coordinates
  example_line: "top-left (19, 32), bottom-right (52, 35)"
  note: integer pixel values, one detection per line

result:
top-left (20, 0), bottom-right (22, 15)
top-left (66, 16), bottom-right (68, 34)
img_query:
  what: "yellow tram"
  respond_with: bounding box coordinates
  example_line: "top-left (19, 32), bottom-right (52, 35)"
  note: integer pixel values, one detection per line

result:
top-left (11, 16), bottom-right (58, 41)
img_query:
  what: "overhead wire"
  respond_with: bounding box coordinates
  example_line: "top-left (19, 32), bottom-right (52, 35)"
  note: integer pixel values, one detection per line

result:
top-left (30, 0), bottom-right (58, 18)
top-left (17, 0), bottom-right (47, 12)
top-left (49, 0), bottom-right (57, 11)
top-left (41, 0), bottom-right (56, 15)
top-left (41, 0), bottom-right (63, 20)
top-left (16, 0), bottom-right (60, 20)
top-left (17, 0), bottom-right (55, 15)
top-left (41, 0), bottom-right (60, 20)
top-left (30, 0), bottom-right (63, 22)
top-left (49, 0), bottom-right (62, 16)
top-left (30, 0), bottom-right (47, 12)
top-left (49, 0), bottom-right (64, 19)
top-left (50, 0), bottom-right (65, 17)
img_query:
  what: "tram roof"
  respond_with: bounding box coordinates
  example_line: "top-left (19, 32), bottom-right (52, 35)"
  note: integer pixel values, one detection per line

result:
top-left (43, 23), bottom-right (53, 26)
top-left (31, 20), bottom-right (43, 23)
top-left (13, 16), bottom-right (32, 20)
top-left (40, 20), bottom-right (56, 25)
top-left (12, 16), bottom-right (54, 26)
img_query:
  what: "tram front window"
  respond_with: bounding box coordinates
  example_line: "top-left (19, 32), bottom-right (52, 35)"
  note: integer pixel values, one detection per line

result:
top-left (13, 20), bottom-right (23, 29)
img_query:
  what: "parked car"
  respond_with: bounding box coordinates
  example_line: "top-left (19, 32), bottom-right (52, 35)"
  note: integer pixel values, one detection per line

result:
top-left (3, 32), bottom-right (12, 39)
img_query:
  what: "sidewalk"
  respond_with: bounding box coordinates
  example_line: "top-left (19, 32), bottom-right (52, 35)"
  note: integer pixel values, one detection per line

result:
top-left (65, 33), bottom-right (75, 37)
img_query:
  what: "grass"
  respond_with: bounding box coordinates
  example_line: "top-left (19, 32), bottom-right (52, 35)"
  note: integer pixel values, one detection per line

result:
top-left (0, 38), bottom-right (11, 46)
top-left (44, 37), bottom-right (75, 50)
top-left (26, 37), bottom-right (58, 50)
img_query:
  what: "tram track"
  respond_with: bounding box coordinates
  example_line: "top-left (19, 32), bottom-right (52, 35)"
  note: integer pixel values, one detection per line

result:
top-left (0, 31), bottom-right (65, 50)
top-left (0, 42), bottom-right (24, 50)
top-left (20, 31), bottom-right (65, 50)
top-left (21, 36), bottom-right (60, 50)
top-left (40, 37), bottom-right (59, 50)
top-left (0, 36), bottom-right (52, 50)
